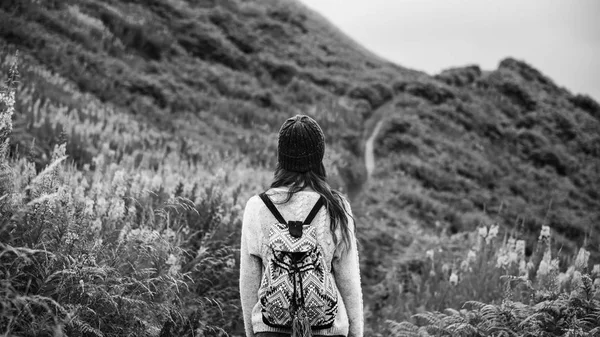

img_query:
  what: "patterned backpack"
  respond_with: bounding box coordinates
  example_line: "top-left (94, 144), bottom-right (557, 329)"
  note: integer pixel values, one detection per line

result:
top-left (258, 192), bottom-right (338, 336)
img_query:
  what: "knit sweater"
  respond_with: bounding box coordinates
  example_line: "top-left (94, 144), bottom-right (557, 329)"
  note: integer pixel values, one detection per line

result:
top-left (239, 187), bottom-right (364, 337)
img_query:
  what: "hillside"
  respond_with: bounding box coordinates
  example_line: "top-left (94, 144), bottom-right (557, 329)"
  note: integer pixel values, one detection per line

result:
top-left (1, 0), bottom-right (600, 334)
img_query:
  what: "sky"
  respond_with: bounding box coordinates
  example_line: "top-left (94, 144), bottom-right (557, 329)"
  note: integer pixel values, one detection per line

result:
top-left (300, 0), bottom-right (600, 101)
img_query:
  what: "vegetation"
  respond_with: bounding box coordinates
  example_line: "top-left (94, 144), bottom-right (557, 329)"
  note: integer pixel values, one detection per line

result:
top-left (1, 0), bottom-right (599, 335)
top-left (1, 55), bottom-right (254, 335)
top-left (386, 226), bottom-right (600, 337)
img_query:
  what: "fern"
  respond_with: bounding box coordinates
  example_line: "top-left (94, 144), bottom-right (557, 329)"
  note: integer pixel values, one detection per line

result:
top-left (445, 322), bottom-right (477, 336)
top-left (413, 312), bottom-right (444, 326)
top-left (69, 317), bottom-right (104, 337)
top-left (388, 320), bottom-right (433, 337)
top-left (463, 300), bottom-right (488, 311)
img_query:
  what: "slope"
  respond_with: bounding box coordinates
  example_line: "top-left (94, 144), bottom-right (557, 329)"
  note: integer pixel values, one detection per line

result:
top-left (1, 0), bottom-right (600, 332)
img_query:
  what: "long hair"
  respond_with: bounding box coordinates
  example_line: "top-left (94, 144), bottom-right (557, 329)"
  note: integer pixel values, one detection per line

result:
top-left (270, 162), bottom-right (352, 254)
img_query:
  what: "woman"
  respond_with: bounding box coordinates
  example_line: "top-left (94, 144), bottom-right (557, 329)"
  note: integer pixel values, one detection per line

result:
top-left (240, 115), bottom-right (363, 337)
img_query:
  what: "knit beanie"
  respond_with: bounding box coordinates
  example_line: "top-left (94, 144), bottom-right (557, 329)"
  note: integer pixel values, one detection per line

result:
top-left (277, 115), bottom-right (325, 173)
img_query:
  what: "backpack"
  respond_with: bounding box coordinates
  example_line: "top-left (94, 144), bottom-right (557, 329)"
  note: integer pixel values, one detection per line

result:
top-left (258, 192), bottom-right (338, 336)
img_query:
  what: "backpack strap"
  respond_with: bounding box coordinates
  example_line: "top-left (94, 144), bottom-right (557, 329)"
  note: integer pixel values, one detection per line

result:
top-left (303, 196), bottom-right (325, 225)
top-left (259, 192), bottom-right (287, 224)
top-left (259, 193), bottom-right (325, 225)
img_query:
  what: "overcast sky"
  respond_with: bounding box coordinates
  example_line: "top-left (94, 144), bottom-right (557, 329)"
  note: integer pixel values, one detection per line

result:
top-left (301, 0), bottom-right (600, 101)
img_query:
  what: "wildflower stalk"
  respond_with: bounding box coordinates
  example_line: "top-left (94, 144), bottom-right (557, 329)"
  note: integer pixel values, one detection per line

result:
top-left (0, 52), bottom-right (18, 158)
top-left (388, 224), bottom-right (600, 337)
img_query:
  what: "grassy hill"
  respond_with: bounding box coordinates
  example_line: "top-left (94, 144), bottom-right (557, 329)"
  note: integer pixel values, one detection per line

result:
top-left (1, 0), bottom-right (599, 335)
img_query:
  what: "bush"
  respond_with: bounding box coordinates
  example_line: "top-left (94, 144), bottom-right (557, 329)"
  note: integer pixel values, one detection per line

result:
top-left (261, 56), bottom-right (298, 86)
top-left (267, 7), bottom-right (307, 34)
top-left (404, 162), bottom-right (471, 193)
top-left (570, 94), bottom-right (600, 120)
top-left (498, 80), bottom-right (537, 111)
top-left (499, 57), bottom-right (559, 93)
top-left (528, 146), bottom-right (571, 176)
top-left (347, 82), bottom-right (393, 110)
top-left (396, 81), bottom-right (456, 105)
top-left (435, 65), bottom-right (481, 87)
top-left (515, 128), bottom-right (550, 155)
top-left (94, 5), bottom-right (172, 60)
top-left (209, 7), bottom-right (258, 54)
top-left (386, 226), bottom-right (600, 337)
top-left (175, 19), bottom-right (248, 70)
top-left (283, 77), bottom-right (327, 105)
top-left (0, 53), bottom-right (254, 336)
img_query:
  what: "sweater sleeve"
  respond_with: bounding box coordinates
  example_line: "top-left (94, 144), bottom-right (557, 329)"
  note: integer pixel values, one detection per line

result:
top-left (239, 196), bottom-right (262, 337)
top-left (332, 199), bottom-right (364, 337)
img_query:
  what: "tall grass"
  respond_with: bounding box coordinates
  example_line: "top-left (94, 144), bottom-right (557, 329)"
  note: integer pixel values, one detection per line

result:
top-left (383, 225), bottom-right (600, 336)
top-left (0, 54), bottom-right (271, 336)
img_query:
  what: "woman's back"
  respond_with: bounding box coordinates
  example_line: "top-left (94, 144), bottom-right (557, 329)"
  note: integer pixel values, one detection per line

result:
top-left (240, 187), bottom-right (362, 337)
top-left (239, 115), bottom-right (363, 337)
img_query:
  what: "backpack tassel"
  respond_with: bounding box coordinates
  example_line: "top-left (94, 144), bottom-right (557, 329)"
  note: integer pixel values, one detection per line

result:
top-left (291, 310), bottom-right (312, 337)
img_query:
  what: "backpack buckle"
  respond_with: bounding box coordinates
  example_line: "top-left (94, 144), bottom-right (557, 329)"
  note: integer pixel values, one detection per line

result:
top-left (288, 221), bottom-right (304, 238)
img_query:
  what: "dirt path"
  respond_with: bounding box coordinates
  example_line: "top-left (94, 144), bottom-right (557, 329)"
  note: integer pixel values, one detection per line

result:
top-left (343, 100), bottom-right (393, 200)
top-left (365, 118), bottom-right (384, 180)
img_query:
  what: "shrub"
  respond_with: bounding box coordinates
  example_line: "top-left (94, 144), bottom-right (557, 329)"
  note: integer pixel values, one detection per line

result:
top-left (347, 82), bottom-right (393, 110)
top-left (0, 52), bottom-right (258, 336)
top-left (570, 94), bottom-right (600, 120)
top-left (93, 4), bottom-right (172, 60)
top-left (404, 162), bottom-right (471, 193)
top-left (261, 56), bottom-right (298, 86)
top-left (175, 19), bottom-right (248, 70)
top-left (267, 7), bottom-right (307, 34)
top-left (435, 65), bottom-right (482, 87)
top-left (498, 80), bottom-right (537, 111)
top-left (283, 77), bottom-right (327, 105)
top-left (499, 57), bottom-right (559, 93)
top-left (209, 7), bottom-right (258, 54)
top-left (528, 146), bottom-right (571, 176)
top-left (515, 128), bottom-right (550, 155)
top-left (397, 81), bottom-right (456, 105)
top-left (386, 225), bottom-right (600, 337)
top-left (380, 133), bottom-right (421, 156)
